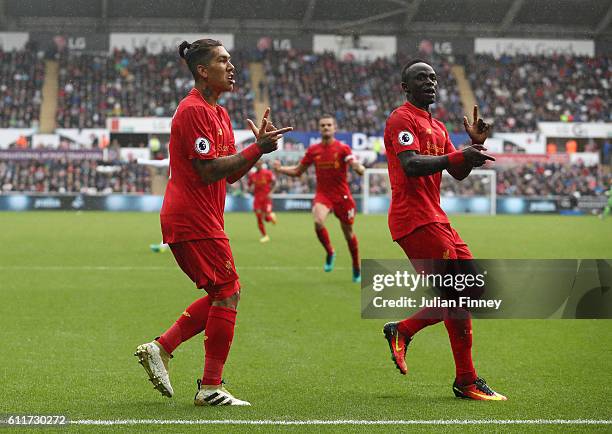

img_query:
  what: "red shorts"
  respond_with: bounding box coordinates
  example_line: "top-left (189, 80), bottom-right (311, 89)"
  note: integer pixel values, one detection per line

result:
top-left (254, 196), bottom-right (272, 214)
top-left (397, 223), bottom-right (485, 301)
top-left (397, 222), bottom-right (472, 260)
top-left (169, 238), bottom-right (240, 300)
top-left (314, 194), bottom-right (356, 225)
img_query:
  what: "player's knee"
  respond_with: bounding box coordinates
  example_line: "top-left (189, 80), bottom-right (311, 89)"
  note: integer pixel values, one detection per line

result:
top-left (341, 225), bottom-right (353, 240)
top-left (314, 220), bottom-right (325, 229)
top-left (212, 291), bottom-right (240, 309)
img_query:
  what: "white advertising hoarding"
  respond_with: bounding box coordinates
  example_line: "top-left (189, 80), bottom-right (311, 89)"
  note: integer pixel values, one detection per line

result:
top-left (486, 133), bottom-right (546, 154)
top-left (0, 129), bottom-right (36, 149)
top-left (0, 32), bottom-right (29, 50)
top-left (56, 129), bottom-right (109, 147)
top-left (110, 33), bottom-right (234, 54)
top-left (314, 35), bottom-right (397, 60)
top-left (538, 122), bottom-right (612, 139)
top-left (107, 117), bottom-right (173, 134)
top-left (475, 38), bottom-right (594, 58)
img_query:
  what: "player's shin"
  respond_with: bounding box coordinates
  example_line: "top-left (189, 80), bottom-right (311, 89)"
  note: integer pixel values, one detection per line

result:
top-left (397, 306), bottom-right (446, 338)
top-left (256, 214), bottom-right (266, 236)
top-left (157, 295), bottom-right (211, 354)
top-left (315, 225), bottom-right (334, 255)
top-left (347, 234), bottom-right (360, 280)
top-left (202, 306), bottom-right (237, 386)
top-left (444, 308), bottom-right (477, 386)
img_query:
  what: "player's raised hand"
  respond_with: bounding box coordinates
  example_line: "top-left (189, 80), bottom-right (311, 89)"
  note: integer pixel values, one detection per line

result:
top-left (247, 107), bottom-right (293, 154)
top-left (463, 105), bottom-right (491, 145)
top-left (462, 144), bottom-right (496, 167)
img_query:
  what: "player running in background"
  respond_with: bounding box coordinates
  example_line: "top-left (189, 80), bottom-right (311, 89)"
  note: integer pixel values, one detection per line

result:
top-left (135, 38), bottom-right (291, 406)
top-left (273, 115), bottom-right (365, 282)
top-left (382, 59), bottom-right (506, 401)
top-left (599, 186), bottom-right (611, 219)
top-left (247, 160), bottom-right (277, 242)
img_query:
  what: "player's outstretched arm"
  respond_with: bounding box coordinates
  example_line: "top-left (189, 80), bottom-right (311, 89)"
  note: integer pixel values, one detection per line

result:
top-left (194, 153), bottom-right (261, 185)
top-left (349, 159), bottom-right (366, 176)
top-left (225, 108), bottom-right (293, 184)
top-left (273, 160), bottom-right (307, 177)
top-left (400, 145), bottom-right (495, 178)
top-left (195, 109), bottom-right (292, 185)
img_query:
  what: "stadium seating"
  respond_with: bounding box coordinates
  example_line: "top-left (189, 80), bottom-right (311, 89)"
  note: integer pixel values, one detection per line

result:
top-left (0, 47), bottom-right (45, 128)
top-left (466, 54), bottom-right (610, 132)
top-left (0, 160), bottom-right (151, 194)
top-left (262, 51), bottom-right (464, 134)
top-left (56, 48), bottom-right (255, 129)
top-left (51, 49), bottom-right (463, 133)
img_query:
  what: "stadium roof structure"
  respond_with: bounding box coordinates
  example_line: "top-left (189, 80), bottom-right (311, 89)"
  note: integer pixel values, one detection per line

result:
top-left (1, 0), bottom-right (611, 41)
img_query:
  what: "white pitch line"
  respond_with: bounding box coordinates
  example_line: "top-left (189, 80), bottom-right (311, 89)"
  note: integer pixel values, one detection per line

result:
top-left (71, 419), bottom-right (612, 426)
top-left (0, 265), bottom-right (348, 271)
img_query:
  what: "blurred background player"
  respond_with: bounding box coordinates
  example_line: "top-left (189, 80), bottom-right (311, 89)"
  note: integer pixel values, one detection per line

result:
top-left (382, 59), bottom-right (506, 401)
top-left (135, 38), bottom-right (292, 406)
top-left (600, 186), bottom-right (612, 219)
top-left (247, 160), bottom-right (277, 242)
top-left (137, 157), bottom-right (170, 252)
top-left (273, 115), bottom-right (365, 282)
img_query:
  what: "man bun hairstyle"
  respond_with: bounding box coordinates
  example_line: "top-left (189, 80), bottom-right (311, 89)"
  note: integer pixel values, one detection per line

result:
top-left (401, 58), bottom-right (432, 83)
top-left (178, 38), bottom-right (223, 79)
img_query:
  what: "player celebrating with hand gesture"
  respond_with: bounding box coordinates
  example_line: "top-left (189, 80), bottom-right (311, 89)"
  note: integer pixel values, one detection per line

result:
top-left (274, 115), bottom-right (365, 282)
top-left (382, 59), bottom-right (506, 401)
top-left (135, 39), bottom-right (291, 407)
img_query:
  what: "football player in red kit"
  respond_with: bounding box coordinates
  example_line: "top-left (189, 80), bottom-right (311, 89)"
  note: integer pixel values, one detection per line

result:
top-left (135, 38), bottom-right (291, 406)
top-left (274, 115), bottom-right (365, 282)
top-left (382, 59), bottom-right (506, 401)
top-left (247, 160), bottom-right (277, 243)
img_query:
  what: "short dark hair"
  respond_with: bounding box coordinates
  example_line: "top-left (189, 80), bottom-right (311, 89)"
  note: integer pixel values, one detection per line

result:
top-left (319, 114), bottom-right (336, 123)
top-left (178, 39), bottom-right (223, 79)
top-left (401, 58), bottom-right (432, 83)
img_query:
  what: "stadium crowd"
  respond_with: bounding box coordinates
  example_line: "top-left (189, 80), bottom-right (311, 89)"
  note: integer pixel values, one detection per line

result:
top-left (1, 47), bottom-right (610, 200)
top-left (0, 46), bottom-right (45, 128)
top-left (496, 162), bottom-right (610, 197)
top-left (263, 50), bottom-right (464, 134)
top-left (56, 48), bottom-right (255, 129)
top-left (0, 160), bottom-right (150, 194)
top-left (1, 47), bottom-right (610, 135)
top-left (1, 157), bottom-right (608, 199)
top-left (466, 54), bottom-right (610, 132)
top-left (228, 158), bottom-right (610, 198)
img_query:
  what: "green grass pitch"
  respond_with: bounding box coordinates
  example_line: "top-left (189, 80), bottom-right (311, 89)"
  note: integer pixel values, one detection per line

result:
top-left (0, 212), bottom-right (611, 432)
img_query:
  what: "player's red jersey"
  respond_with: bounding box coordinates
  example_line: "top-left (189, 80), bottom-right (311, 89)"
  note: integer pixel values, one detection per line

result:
top-left (384, 101), bottom-right (456, 241)
top-left (248, 168), bottom-right (275, 200)
top-left (300, 140), bottom-right (354, 201)
top-left (161, 88), bottom-right (236, 244)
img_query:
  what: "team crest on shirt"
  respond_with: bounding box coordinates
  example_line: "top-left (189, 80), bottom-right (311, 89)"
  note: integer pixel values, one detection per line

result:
top-left (398, 131), bottom-right (414, 146)
top-left (194, 137), bottom-right (211, 154)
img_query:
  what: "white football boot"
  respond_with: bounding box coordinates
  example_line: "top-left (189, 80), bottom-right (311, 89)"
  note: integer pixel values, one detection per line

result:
top-left (194, 380), bottom-right (251, 406)
top-left (134, 341), bottom-right (174, 397)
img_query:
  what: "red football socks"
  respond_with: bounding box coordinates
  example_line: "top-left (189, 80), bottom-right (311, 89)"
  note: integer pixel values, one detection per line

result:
top-left (157, 295), bottom-right (211, 354)
top-left (347, 234), bottom-right (360, 269)
top-left (444, 309), bottom-right (477, 386)
top-left (315, 226), bottom-right (334, 255)
top-left (397, 307), bottom-right (446, 338)
top-left (256, 214), bottom-right (266, 236)
top-left (202, 306), bottom-right (237, 386)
